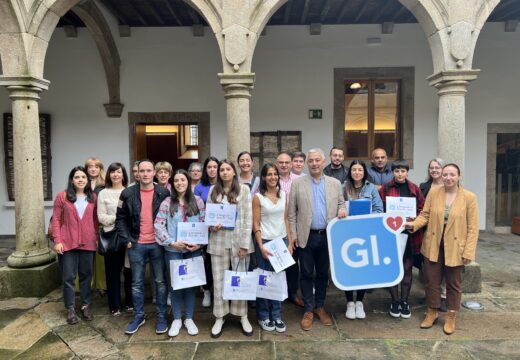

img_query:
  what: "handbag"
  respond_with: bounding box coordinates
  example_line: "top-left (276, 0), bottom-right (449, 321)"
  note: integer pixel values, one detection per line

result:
top-left (98, 227), bottom-right (120, 256)
top-left (256, 269), bottom-right (288, 302)
top-left (223, 260), bottom-right (257, 301)
top-left (170, 255), bottom-right (206, 290)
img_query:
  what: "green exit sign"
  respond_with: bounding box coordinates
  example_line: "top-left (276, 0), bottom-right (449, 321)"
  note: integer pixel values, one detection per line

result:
top-left (308, 109), bottom-right (322, 119)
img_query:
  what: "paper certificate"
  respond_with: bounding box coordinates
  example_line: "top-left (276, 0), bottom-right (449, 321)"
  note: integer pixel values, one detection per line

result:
top-left (177, 222), bottom-right (209, 245)
top-left (264, 237), bottom-right (295, 273)
top-left (204, 203), bottom-right (237, 229)
top-left (385, 196), bottom-right (417, 218)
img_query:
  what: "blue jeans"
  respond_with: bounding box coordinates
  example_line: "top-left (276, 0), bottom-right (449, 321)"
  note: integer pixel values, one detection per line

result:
top-left (128, 243), bottom-right (167, 320)
top-left (164, 250), bottom-right (202, 320)
top-left (254, 238), bottom-right (287, 321)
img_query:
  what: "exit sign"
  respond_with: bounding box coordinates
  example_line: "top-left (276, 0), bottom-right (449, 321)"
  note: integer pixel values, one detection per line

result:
top-left (308, 109), bottom-right (322, 119)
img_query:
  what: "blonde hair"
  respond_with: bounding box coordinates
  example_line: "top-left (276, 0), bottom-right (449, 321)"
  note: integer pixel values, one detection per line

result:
top-left (85, 157), bottom-right (105, 187)
top-left (155, 161), bottom-right (173, 176)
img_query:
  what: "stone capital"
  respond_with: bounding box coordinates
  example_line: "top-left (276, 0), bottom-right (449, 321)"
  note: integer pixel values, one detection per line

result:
top-left (0, 76), bottom-right (50, 101)
top-left (427, 69), bottom-right (480, 96)
top-left (218, 72), bottom-right (255, 99)
top-left (104, 102), bottom-right (124, 117)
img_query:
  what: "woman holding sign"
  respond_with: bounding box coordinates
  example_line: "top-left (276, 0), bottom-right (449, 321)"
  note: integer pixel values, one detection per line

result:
top-left (252, 163), bottom-right (294, 332)
top-left (343, 160), bottom-right (383, 320)
top-left (406, 163), bottom-right (478, 335)
top-left (155, 169), bottom-right (205, 337)
top-left (207, 159), bottom-right (254, 338)
top-left (379, 160), bottom-right (424, 319)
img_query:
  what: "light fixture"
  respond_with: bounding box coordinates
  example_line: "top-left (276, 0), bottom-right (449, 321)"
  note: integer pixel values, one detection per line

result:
top-left (350, 83), bottom-right (361, 89)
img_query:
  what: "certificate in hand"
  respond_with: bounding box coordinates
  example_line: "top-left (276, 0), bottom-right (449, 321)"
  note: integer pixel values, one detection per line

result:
top-left (177, 222), bottom-right (209, 245)
top-left (204, 203), bottom-right (237, 229)
top-left (265, 237), bottom-right (295, 273)
top-left (385, 196), bottom-right (417, 218)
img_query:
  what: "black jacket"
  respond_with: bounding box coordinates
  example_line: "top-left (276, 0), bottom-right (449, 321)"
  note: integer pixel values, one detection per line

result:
top-left (116, 184), bottom-right (170, 245)
top-left (324, 163), bottom-right (348, 184)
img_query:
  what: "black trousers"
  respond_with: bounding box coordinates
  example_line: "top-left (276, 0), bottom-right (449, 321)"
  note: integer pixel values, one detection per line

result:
top-left (299, 231), bottom-right (329, 312)
top-left (286, 247), bottom-right (300, 299)
top-left (104, 247), bottom-right (132, 311)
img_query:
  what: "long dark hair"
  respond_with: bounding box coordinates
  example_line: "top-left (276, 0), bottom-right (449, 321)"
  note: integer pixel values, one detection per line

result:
top-left (105, 162), bottom-right (129, 188)
top-left (259, 163), bottom-right (281, 198)
top-left (346, 160), bottom-right (368, 198)
top-left (200, 156), bottom-right (219, 186)
top-left (66, 166), bottom-right (94, 203)
top-left (170, 169), bottom-right (200, 217)
top-left (210, 159), bottom-right (241, 204)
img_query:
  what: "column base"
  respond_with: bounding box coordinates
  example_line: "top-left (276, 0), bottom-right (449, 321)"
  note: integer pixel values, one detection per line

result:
top-left (0, 260), bottom-right (60, 299)
top-left (7, 248), bottom-right (55, 269)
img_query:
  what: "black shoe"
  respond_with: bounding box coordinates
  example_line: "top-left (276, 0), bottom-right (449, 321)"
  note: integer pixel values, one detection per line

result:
top-left (67, 308), bottom-right (78, 325)
top-left (400, 300), bottom-right (411, 319)
top-left (389, 301), bottom-right (400, 318)
top-left (80, 304), bottom-right (93, 321)
top-left (439, 298), bottom-right (448, 312)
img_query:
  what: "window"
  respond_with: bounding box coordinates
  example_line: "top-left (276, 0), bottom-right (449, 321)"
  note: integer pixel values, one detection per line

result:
top-left (344, 80), bottom-right (400, 159)
top-left (333, 67), bottom-right (414, 164)
top-left (189, 125), bottom-right (198, 146)
top-left (3, 113), bottom-right (52, 201)
top-left (250, 131), bottom-right (302, 174)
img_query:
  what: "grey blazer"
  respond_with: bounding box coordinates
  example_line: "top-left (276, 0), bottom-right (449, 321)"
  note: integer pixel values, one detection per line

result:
top-left (288, 174), bottom-right (346, 248)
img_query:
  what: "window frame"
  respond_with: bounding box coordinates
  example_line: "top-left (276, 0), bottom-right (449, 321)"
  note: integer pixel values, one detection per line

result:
top-left (334, 67), bottom-right (414, 166)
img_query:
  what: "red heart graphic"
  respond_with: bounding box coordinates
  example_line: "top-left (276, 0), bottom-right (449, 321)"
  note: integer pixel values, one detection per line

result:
top-left (386, 216), bottom-right (403, 231)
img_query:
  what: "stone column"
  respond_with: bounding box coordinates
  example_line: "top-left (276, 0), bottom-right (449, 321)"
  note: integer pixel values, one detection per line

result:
top-left (218, 73), bottom-right (255, 162)
top-left (427, 70), bottom-right (480, 174)
top-left (4, 79), bottom-right (54, 268)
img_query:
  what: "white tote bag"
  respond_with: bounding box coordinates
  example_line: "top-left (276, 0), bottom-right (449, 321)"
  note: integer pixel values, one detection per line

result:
top-left (170, 255), bottom-right (207, 290)
top-left (256, 270), bottom-right (288, 301)
top-left (222, 269), bottom-right (258, 301)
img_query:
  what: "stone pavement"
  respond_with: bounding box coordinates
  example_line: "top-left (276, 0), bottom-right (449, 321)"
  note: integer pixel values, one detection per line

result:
top-left (0, 232), bottom-right (519, 360)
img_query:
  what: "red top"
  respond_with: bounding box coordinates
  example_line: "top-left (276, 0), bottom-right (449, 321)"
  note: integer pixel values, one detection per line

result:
top-left (138, 188), bottom-right (155, 244)
top-left (52, 191), bottom-right (98, 252)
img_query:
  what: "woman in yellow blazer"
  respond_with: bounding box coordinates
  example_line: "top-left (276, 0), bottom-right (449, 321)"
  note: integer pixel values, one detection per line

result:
top-left (406, 163), bottom-right (478, 335)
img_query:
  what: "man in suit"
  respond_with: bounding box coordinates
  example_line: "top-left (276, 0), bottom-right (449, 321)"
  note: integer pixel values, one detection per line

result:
top-left (288, 148), bottom-right (347, 331)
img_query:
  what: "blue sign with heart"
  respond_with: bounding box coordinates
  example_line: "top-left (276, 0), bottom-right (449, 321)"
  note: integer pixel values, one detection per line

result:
top-left (327, 214), bottom-right (406, 291)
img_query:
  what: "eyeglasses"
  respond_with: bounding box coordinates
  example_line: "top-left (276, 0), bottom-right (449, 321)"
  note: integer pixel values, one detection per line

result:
top-left (429, 166), bottom-right (442, 170)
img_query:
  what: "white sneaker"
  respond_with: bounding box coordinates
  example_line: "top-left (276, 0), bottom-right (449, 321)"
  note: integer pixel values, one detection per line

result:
top-left (355, 301), bottom-right (366, 319)
top-left (184, 318), bottom-right (199, 336)
top-left (345, 301), bottom-right (356, 320)
top-left (240, 316), bottom-right (253, 336)
top-left (168, 319), bottom-right (182, 337)
top-left (202, 290), bottom-right (211, 307)
top-left (258, 319), bottom-right (275, 331)
top-left (211, 317), bottom-right (225, 338)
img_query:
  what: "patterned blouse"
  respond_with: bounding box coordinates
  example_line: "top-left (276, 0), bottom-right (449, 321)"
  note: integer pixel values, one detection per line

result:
top-left (154, 195), bottom-right (205, 253)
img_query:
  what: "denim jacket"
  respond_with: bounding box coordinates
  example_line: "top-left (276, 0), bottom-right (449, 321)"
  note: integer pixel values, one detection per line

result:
top-left (154, 196), bottom-right (205, 253)
top-left (344, 181), bottom-right (384, 214)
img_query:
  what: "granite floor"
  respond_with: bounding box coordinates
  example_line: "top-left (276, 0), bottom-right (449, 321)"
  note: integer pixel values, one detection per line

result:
top-left (0, 233), bottom-right (519, 359)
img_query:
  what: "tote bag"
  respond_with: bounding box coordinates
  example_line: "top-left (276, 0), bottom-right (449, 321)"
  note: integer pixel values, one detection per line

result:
top-left (170, 255), bottom-right (206, 290)
top-left (256, 270), bottom-right (288, 301)
top-left (223, 266), bottom-right (258, 301)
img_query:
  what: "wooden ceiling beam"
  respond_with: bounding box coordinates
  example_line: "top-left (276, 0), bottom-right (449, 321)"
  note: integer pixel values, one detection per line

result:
top-left (99, 0), bottom-right (129, 25)
top-left (188, 8), bottom-right (201, 25)
top-left (319, 0), bottom-right (332, 22)
top-left (490, 0), bottom-right (517, 20)
top-left (353, 0), bottom-right (370, 23)
top-left (391, 5), bottom-right (408, 22)
top-left (127, 0), bottom-right (148, 26)
top-left (300, 0), bottom-right (311, 24)
top-left (146, 1), bottom-right (166, 25)
top-left (163, 0), bottom-right (183, 26)
top-left (335, 0), bottom-right (349, 24)
top-left (372, 0), bottom-right (397, 23)
top-left (283, 0), bottom-right (293, 24)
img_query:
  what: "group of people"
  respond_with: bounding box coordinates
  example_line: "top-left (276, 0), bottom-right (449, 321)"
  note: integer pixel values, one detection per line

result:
top-left (51, 146), bottom-right (478, 338)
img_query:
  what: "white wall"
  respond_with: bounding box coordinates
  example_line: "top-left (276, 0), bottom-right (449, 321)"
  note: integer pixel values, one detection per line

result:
top-left (0, 21), bottom-right (519, 234)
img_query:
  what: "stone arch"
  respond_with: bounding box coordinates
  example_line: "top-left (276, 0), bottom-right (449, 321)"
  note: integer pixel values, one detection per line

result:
top-left (398, 0), bottom-right (499, 72)
top-left (185, 0), bottom-right (287, 73)
top-left (71, 1), bottom-right (123, 117)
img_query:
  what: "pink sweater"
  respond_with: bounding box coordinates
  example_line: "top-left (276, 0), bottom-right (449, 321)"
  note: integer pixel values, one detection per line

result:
top-left (52, 191), bottom-right (99, 252)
